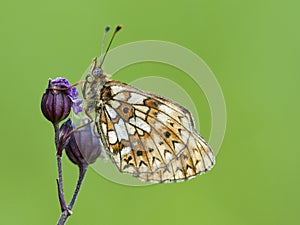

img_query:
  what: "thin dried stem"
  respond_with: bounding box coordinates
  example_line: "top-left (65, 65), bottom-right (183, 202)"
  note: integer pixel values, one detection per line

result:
top-left (56, 165), bottom-right (88, 225)
top-left (54, 123), bottom-right (68, 212)
top-left (69, 165), bottom-right (88, 209)
top-left (57, 210), bottom-right (71, 225)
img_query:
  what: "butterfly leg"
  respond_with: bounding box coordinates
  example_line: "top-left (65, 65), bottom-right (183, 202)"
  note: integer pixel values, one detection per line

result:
top-left (66, 110), bottom-right (94, 138)
top-left (47, 80), bottom-right (85, 92)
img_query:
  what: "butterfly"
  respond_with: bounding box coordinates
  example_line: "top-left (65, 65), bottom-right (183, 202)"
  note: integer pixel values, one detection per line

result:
top-left (81, 25), bottom-right (215, 183)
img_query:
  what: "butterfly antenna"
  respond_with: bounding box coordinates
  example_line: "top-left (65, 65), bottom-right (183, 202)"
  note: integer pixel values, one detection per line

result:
top-left (99, 25), bottom-right (122, 67)
top-left (99, 26), bottom-right (111, 63)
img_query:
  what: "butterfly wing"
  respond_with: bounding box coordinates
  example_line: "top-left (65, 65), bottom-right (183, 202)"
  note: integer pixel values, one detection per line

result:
top-left (136, 133), bottom-right (215, 182)
top-left (95, 80), bottom-right (215, 182)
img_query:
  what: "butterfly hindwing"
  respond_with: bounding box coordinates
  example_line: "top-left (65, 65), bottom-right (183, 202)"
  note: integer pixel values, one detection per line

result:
top-left (94, 80), bottom-right (215, 182)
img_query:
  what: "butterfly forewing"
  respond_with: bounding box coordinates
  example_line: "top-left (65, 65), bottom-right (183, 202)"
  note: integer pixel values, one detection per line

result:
top-left (93, 80), bottom-right (215, 182)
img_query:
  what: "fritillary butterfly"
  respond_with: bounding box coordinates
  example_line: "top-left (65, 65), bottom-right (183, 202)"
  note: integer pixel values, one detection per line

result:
top-left (81, 25), bottom-right (215, 183)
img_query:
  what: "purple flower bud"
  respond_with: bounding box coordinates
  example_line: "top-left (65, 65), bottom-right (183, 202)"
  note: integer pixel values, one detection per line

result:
top-left (57, 119), bottom-right (73, 156)
top-left (41, 77), bottom-right (83, 124)
top-left (65, 123), bottom-right (103, 168)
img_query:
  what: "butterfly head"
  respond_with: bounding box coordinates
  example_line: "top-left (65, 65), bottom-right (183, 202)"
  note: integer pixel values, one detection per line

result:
top-left (88, 57), bottom-right (106, 78)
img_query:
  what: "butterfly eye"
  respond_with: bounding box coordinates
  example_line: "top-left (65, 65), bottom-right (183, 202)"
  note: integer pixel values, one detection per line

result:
top-left (92, 68), bottom-right (102, 77)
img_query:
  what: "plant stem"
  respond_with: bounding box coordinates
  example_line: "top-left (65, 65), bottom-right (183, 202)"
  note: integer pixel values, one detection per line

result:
top-left (53, 123), bottom-right (88, 225)
top-left (57, 210), bottom-right (71, 225)
top-left (54, 123), bottom-right (60, 147)
top-left (56, 165), bottom-right (88, 225)
top-left (69, 165), bottom-right (88, 209)
top-left (54, 122), bottom-right (70, 225)
top-left (56, 155), bottom-right (68, 211)
top-left (54, 123), bottom-right (68, 212)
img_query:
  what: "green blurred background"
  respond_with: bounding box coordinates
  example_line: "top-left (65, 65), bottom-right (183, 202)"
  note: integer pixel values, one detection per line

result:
top-left (1, 0), bottom-right (299, 224)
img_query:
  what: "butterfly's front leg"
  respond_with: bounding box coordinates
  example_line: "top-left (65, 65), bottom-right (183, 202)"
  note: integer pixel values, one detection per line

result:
top-left (67, 109), bottom-right (95, 138)
top-left (47, 80), bottom-right (85, 92)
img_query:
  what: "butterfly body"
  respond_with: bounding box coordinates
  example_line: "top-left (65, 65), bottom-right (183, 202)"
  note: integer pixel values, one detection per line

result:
top-left (82, 56), bottom-right (215, 183)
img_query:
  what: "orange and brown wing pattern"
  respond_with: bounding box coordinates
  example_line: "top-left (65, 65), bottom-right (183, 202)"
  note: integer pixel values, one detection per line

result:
top-left (136, 133), bottom-right (214, 182)
top-left (95, 80), bottom-right (215, 182)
